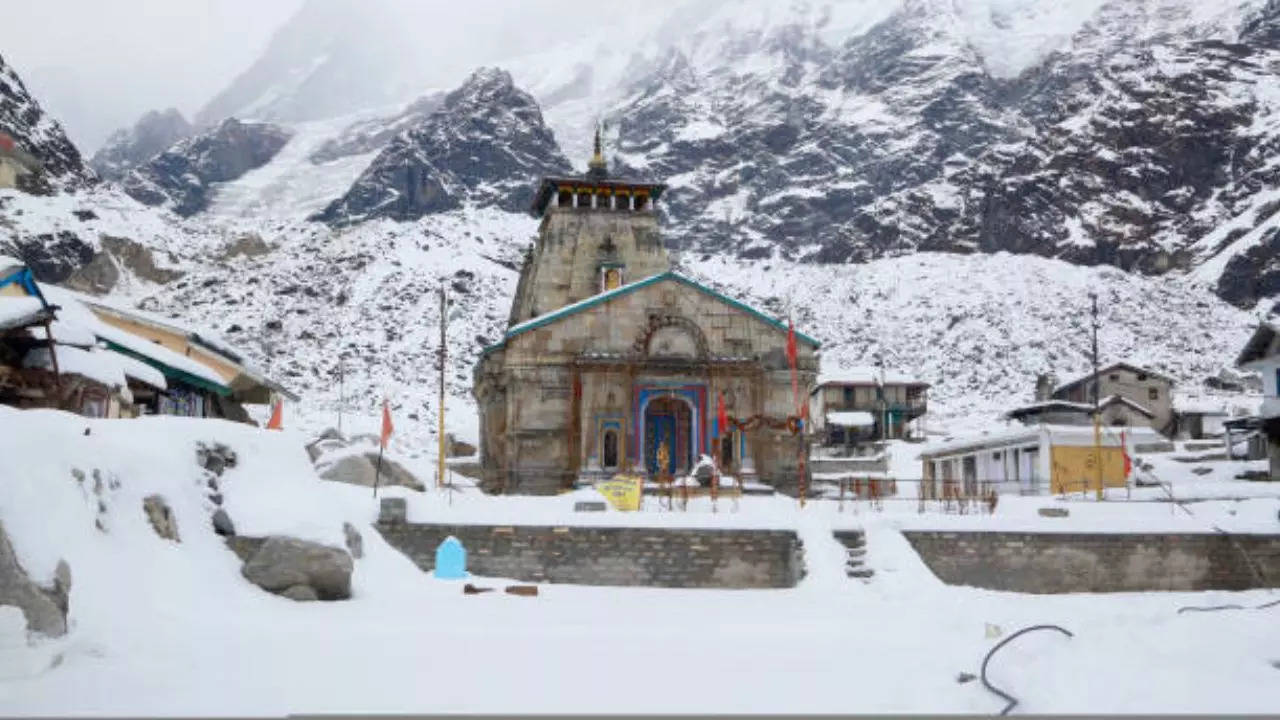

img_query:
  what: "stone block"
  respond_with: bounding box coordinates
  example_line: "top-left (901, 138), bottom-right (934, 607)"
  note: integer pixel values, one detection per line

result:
top-left (379, 498), bottom-right (407, 524)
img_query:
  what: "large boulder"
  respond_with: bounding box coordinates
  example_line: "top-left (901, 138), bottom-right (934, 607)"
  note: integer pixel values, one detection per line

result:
top-left (241, 536), bottom-right (353, 601)
top-left (0, 521), bottom-right (70, 637)
top-left (317, 452), bottom-right (425, 491)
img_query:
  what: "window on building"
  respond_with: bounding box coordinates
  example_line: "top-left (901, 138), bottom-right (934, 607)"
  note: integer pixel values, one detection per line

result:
top-left (1137, 373), bottom-right (1148, 381)
top-left (557, 189), bottom-right (572, 207)
top-left (602, 429), bottom-right (619, 470)
top-left (1148, 387), bottom-right (1159, 401)
top-left (843, 387), bottom-right (855, 405)
top-left (615, 194), bottom-right (630, 211)
top-left (1109, 373), bottom-right (1120, 382)
top-left (603, 268), bottom-right (622, 291)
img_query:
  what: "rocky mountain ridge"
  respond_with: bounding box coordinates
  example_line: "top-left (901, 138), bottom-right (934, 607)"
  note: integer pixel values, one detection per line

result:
top-left (90, 109), bottom-right (194, 182)
top-left (121, 118), bottom-right (292, 217)
top-left (314, 68), bottom-right (572, 224)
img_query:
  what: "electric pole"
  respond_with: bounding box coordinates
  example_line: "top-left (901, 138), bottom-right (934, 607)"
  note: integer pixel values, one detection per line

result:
top-left (1090, 292), bottom-right (1103, 501)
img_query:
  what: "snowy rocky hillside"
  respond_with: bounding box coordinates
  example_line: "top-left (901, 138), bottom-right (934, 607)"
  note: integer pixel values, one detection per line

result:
top-left (120, 118), bottom-right (293, 217)
top-left (0, 0), bottom-right (1276, 456)
top-left (161, 0), bottom-right (1280, 310)
top-left (0, 53), bottom-right (92, 192)
top-left (314, 69), bottom-right (573, 224)
top-left (89, 109), bottom-right (194, 182)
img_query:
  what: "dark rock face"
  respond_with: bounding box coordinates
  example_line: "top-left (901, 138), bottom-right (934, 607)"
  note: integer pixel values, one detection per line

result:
top-left (121, 118), bottom-right (292, 216)
top-left (6, 230), bottom-right (96, 282)
top-left (315, 68), bottom-right (572, 225)
top-left (0, 53), bottom-right (92, 191)
top-left (1218, 228), bottom-right (1280, 308)
top-left (90, 108), bottom-right (194, 181)
top-left (309, 92), bottom-right (444, 164)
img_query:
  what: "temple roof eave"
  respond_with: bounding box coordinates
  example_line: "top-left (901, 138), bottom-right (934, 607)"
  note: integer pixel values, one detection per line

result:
top-left (530, 176), bottom-right (668, 217)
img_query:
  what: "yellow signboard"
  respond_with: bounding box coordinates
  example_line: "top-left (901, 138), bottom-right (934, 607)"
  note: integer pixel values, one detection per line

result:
top-left (1050, 446), bottom-right (1127, 495)
top-left (596, 475), bottom-right (644, 511)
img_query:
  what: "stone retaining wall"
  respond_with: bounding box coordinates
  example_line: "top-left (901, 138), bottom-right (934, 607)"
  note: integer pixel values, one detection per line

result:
top-left (375, 518), bottom-right (804, 589)
top-left (904, 531), bottom-right (1280, 593)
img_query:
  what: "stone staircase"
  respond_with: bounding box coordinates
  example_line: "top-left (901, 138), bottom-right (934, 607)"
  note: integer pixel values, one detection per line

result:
top-left (833, 530), bottom-right (875, 580)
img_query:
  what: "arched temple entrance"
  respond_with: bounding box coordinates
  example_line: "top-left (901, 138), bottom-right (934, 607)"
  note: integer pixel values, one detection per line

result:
top-left (644, 395), bottom-right (694, 475)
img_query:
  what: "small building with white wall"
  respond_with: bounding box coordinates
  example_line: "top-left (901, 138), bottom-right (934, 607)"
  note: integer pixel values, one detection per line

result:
top-left (918, 424), bottom-right (1161, 496)
top-left (1236, 322), bottom-right (1280, 479)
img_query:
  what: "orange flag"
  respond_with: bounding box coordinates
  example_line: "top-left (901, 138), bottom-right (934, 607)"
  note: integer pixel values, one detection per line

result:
top-left (266, 399), bottom-right (283, 430)
top-left (380, 398), bottom-right (394, 449)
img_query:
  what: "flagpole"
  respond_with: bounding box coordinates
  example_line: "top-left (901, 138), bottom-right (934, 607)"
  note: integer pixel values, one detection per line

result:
top-left (437, 282), bottom-right (447, 491)
top-left (372, 444), bottom-right (384, 498)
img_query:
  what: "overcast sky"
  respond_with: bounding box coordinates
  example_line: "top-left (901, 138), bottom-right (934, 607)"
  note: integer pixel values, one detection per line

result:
top-left (0, 0), bottom-right (705, 153)
top-left (2, 0), bottom-right (303, 151)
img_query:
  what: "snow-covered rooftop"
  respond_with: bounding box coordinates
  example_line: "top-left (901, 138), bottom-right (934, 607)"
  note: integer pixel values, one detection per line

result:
top-left (0, 296), bottom-right (48, 331)
top-left (815, 366), bottom-right (926, 389)
top-left (38, 284), bottom-right (229, 390)
top-left (826, 411), bottom-right (876, 428)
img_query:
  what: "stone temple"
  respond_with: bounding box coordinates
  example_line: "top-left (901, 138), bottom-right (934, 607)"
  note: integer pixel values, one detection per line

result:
top-left (473, 136), bottom-right (819, 495)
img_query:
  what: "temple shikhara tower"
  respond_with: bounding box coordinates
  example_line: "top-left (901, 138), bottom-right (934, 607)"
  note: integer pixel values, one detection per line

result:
top-left (473, 132), bottom-right (819, 494)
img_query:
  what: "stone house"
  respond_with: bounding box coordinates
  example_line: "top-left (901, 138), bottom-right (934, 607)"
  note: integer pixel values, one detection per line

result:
top-left (474, 142), bottom-right (820, 494)
top-left (807, 368), bottom-right (929, 446)
top-left (1048, 362), bottom-right (1175, 435)
top-left (1236, 322), bottom-right (1280, 479)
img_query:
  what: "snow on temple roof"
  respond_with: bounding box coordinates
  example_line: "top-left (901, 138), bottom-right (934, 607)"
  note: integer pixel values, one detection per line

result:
top-left (495, 271), bottom-right (821, 351)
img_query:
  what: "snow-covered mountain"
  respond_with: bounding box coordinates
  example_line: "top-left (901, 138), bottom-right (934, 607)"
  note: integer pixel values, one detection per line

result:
top-left (90, 109), bottom-right (194, 182)
top-left (0, 52), bottom-right (92, 192)
top-left (120, 118), bottom-right (293, 217)
top-left (314, 69), bottom-right (572, 224)
top-left (171, 0), bottom-right (1280, 310)
top-left (1, 0), bottom-right (1277, 453)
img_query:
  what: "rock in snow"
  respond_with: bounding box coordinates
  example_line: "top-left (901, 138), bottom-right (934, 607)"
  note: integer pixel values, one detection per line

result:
top-left (241, 536), bottom-right (353, 601)
top-left (0, 520), bottom-right (70, 637)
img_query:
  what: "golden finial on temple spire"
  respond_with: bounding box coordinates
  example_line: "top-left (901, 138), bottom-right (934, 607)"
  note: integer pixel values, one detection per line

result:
top-left (587, 121), bottom-right (607, 179)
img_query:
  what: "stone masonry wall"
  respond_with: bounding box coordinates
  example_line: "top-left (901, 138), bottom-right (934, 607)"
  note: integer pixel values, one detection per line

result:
top-left (904, 531), bottom-right (1280, 593)
top-left (375, 517), bottom-right (804, 589)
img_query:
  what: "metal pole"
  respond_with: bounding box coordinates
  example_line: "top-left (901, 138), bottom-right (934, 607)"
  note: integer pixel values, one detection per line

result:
top-left (438, 283), bottom-right (447, 490)
top-left (337, 356), bottom-right (344, 437)
top-left (1090, 292), bottom-right (1103, 501)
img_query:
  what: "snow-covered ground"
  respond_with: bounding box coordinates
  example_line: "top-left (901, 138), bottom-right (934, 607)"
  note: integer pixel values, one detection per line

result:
top-left (1, 407), bottom-right (1278, 715)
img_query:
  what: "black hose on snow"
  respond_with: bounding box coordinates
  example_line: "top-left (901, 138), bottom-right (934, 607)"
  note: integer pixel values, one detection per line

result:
top-left (980, 624), bottom-right (1074, 716)
top-left (1176, 604), bottom-right (1245, 614)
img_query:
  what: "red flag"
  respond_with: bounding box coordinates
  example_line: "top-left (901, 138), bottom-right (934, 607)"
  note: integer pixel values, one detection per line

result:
top-left (266, 399), bottom-right (283, 430)
top-left (717, 392), bottom-right (728, 439)
top-left (787, 318), bottom-right (799, 412)
top-left (380, 398), bottom-right (394, 449)
top-left (1121, 430), bottom-right (1132, 479)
